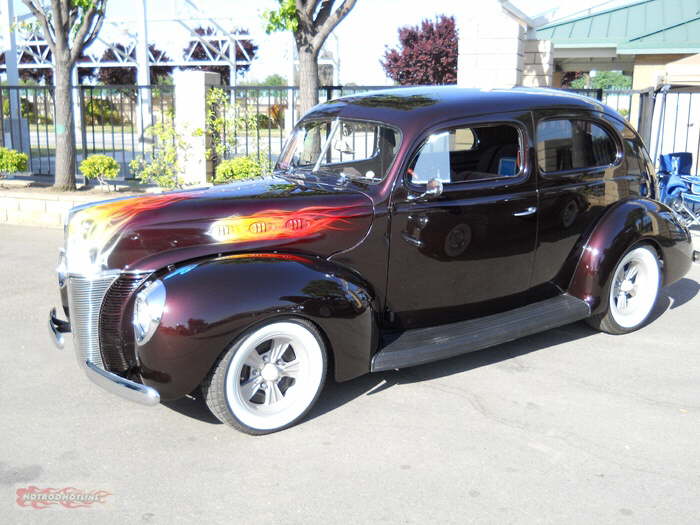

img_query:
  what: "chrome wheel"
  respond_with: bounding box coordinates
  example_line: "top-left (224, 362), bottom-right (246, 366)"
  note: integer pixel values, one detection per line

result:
top-left (609, 246), bottom-right (660, 329)
top-left (223, 321), bottom-right (325, 431)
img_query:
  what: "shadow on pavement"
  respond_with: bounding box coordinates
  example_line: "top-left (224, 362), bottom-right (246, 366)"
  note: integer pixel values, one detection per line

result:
top-left (162, 276), bottom-right (699, 427)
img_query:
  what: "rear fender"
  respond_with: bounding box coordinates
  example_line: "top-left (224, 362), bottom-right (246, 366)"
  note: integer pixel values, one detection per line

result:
top-left (136, 253), bottom-right (378, 400)
top-left (567, 198), bottom-right (693, 314)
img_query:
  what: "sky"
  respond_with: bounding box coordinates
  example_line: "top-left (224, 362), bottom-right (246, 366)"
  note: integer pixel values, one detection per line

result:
top-left (4, 0), bottom-right (633, 85)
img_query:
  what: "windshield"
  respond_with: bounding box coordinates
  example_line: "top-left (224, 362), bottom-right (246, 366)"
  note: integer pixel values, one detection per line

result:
top-left (276, 118), bottom-right (401, 182)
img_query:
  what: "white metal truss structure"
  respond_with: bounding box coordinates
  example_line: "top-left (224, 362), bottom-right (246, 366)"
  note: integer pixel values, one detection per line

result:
top-left (0, 0), bottom-right (256, 86)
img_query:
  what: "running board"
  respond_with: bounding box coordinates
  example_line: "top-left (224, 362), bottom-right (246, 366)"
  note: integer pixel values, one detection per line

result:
top-left (371, 294), bottom-right (590, 372)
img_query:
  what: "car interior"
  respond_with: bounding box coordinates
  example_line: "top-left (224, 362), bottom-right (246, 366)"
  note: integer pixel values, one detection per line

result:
top-left (408, 124), bottom-right (522, 185)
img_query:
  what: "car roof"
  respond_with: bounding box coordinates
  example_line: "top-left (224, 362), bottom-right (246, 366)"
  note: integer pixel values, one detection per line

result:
top-left (304, 86), bottom-right (620, 130)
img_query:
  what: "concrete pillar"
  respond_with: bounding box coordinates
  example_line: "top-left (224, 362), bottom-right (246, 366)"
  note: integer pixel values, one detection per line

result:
top-left (2, 0), bottom-right (22, 149)
top-left (521, 39), bottom-right (553, 87)
top-left (174, 70), bottom-right (220, 185)
top-left (136, 0), bottom-right (152, 139)
top-left (457, 1), bottom-right (525, 89)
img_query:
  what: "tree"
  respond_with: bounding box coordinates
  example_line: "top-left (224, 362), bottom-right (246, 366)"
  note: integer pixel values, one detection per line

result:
top-left (97, 43), bottom-right (135, 85)
top-left (263, 0), bottom-right (357, 116)
top-left (97, 43), bottom-right (173, 85)
top-left (181, 26), bottom-right (257, 86)
top-left (263, 73), bottom-right (287, 86)
top-left (22, 0), bottom-right (107, 191)
top-left (570, 71), bottom-right (632, 90)
top-left (381, 15), bottom-right (457, 86)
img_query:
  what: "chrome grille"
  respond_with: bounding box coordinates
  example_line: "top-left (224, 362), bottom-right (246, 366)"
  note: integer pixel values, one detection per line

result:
top-left (67, 274), bottom-right (119, 369)
top-left (99, 274), bottom-right (147, 373)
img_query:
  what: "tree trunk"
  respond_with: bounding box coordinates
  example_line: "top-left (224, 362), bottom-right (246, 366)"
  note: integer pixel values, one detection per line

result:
top-left (298, 47), bottom-right (320, 118)
top-left (53, 57), bottom-right (76, 191)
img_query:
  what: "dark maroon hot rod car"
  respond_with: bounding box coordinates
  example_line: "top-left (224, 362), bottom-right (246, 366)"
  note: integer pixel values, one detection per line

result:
top-left (50, 87), bottom-right (696, 434)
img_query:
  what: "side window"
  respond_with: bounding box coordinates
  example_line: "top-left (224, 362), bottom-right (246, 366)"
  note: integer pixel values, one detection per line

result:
top-left (537, 119), bottom-right (617, 173)
top-left (407, 124), bottom-right (521, 185)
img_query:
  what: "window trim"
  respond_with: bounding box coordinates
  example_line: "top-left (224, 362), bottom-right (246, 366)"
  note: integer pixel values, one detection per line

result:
top-left (403, 120), bottom-right (528, 192)
top-left (535, 116), bottom-right (623, 177)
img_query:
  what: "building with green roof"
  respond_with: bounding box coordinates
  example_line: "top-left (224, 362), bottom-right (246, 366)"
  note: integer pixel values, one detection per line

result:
top-left (536, 0), bottom-right (700, 88)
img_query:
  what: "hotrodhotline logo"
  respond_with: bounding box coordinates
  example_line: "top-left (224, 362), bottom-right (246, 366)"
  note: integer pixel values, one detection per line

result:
top-left (16, 486), bottom-right (111, 509)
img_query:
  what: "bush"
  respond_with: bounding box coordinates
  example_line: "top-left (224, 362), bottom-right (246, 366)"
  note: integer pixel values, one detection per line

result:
top-left (129, 119), bottom-right (189, 189)
top-left (84, 98), bottom-right (128, 126)
top-left (79, 154), bottom-right (120, 190)
top-left (256, 113), bottom-right (273, 129)
top-left (214, 156), bottom-right (266, 183)
top-left (0, 147), bottom-right (29, 175)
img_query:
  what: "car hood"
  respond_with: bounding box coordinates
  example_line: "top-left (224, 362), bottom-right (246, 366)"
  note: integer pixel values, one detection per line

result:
top-left (65, 176), bottom-right (374, 272)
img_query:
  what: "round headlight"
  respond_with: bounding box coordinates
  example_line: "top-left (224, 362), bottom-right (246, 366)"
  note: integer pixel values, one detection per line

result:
top-left (133, 279), bottom-right (166, 345)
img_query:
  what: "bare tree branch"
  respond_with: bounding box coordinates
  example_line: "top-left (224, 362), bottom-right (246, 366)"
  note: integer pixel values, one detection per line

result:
top-left (302, 0), bottom-right (320, 18)
top-left (312, 0), bottom-right (357, 50)
top-left (314, 0), bottom-right (334, 28)
top-left (80, 8), bottom-right (105, 52)
top-left (21, 1), bottom-right (56, 53)
top-left (69, 1), bottom-right (104, 64)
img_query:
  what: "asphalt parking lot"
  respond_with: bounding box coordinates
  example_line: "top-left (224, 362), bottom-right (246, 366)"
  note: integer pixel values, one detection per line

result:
top-left (1, 223), bottom-right (699, 524)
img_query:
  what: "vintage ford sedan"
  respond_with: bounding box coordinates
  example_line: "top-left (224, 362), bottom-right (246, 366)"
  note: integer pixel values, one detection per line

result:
top-left (49, 87), bottom-right (696, 434)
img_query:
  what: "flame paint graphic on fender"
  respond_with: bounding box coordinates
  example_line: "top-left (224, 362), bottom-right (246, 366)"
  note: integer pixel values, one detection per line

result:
top-left (208, 205), bottom-right (366, 244)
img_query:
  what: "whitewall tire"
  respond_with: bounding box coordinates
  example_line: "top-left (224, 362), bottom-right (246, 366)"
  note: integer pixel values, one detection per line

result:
top-left (587, 245), bottom-right (661, 334)
top-left (202, 319), bottom-right (327, 434)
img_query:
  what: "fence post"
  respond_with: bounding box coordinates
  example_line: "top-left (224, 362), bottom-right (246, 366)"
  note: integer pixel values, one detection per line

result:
top-left (0, 88), bottom-right (4, 148)
top-left (637, 88), bottom-right (656, 147)
top-left (174, 70), bottom-right (220, 185)
top-left (77, 86), bottom-right (89, 162)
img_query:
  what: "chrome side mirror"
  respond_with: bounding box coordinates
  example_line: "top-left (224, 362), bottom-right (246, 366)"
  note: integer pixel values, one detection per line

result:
top-left (408, 177), bottom-right (443, 202)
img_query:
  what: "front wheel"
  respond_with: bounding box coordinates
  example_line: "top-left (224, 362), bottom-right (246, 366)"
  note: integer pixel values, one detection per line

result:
top-left (586, 245), bottom-right (661, 335)
top-left (202, 319), bottom-right (327, 434)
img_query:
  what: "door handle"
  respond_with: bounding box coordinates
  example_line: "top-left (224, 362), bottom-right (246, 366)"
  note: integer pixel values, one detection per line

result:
top-left (513, 206), bottom-right (537, 217)
top-left (401, 231), bottom-right (424, 248)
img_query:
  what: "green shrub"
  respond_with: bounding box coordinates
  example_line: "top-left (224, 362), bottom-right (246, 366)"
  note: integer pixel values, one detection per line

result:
top-left (79, 154), bottom-right (120, 190)
top-left (214, 156), bottom-right (267, 183)
top-left (129, 119), bottom-right (189, 190)
top-left (0, 147), bottom-right (29, 174)
top-left (84, 98), bottom-right (127, 126)
top-left (256, 113), bottom-right (273, 129)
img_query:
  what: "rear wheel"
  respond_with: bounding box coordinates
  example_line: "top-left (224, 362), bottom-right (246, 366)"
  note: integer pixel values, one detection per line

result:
top-left (202, 319), bottom-right (327, 434)
top-left (586, 245), bottom-right (661, 335)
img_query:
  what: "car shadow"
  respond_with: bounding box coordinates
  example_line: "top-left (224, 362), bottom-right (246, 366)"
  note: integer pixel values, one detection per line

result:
top-left (306, 276), bottom-right (700, 424)
top-left (162, 392), bottom-right (222, 425)
top-left (162, 277), bottom-right (699, 428)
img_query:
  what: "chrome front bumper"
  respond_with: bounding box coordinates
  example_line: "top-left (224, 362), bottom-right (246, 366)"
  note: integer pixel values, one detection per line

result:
top-left (48, 308), bottom-right (160, 406)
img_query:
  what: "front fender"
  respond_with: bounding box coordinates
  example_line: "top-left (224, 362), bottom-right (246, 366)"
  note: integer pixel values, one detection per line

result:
top-left (568, 198), bottom-right (693, 314)
top-left (136, 253), bottom-right (378, 400)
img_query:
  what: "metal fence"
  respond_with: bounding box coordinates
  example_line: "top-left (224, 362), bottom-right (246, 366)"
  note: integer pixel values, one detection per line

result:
top-left (0, 84), bottom-right (174, 178)
top-left (648, 87), bottom-right (700, 176)
top-left (2, 83), bottom-right (698, 179)
top-left (212, 85), bottom-right (398, 167)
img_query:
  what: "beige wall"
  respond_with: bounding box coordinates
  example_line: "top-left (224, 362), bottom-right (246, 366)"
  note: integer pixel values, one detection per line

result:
top-left (521, 39), bottom-right (554, 87)
top-left (632, 54), bottom-right (690, 90)
top-left (457, 2), bottom-right (526, 88)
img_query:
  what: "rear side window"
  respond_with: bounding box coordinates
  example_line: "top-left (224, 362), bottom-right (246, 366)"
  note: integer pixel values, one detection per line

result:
top-left (537, 119), bottom-right (617, 173)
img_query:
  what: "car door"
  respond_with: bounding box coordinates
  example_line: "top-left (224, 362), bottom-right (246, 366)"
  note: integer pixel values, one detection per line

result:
top-left (385, 114), bottom-right (539, 330)
top-left (530, 111), bottom-right (625, 295)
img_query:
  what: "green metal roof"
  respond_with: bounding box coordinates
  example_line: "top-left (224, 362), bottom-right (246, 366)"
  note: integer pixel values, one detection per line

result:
top-left (536, 0), bottom-right (700, 54)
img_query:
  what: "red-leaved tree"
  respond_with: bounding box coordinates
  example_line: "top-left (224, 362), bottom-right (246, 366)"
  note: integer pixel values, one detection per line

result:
top-left (381, 15), bottom-right (457, 85)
